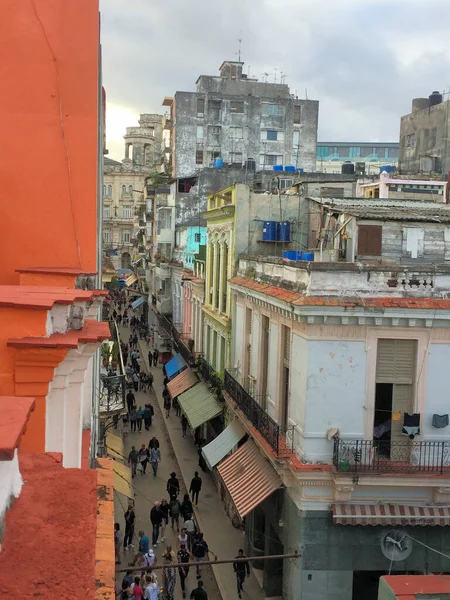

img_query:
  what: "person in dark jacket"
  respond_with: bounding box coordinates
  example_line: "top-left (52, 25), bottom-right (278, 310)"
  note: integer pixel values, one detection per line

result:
top-left (167, 472), bottom-right (180, 500)
top-left (143, 404), bottom-right (153, 430)
top-left (180, 493), bottom-right (193, 521)
top-left (126, 390), bottom-right (135, 414)
top-left (149, 436), bottom-right (160, 450)
top-left (152, 349), bottom-right (159, 366)
top-left (189, 471), bottom-right (202, 507)
top-left (123, 504), bottom-right (136, 550)
top-left (181, 413), bottom-right (188, 438)
top-left (150, 502), bottom-right (163, 547)
top-left (233, 548), bottom-right (250, 598)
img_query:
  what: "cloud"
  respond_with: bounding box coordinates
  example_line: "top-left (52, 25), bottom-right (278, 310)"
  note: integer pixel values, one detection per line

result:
top-left (100, 0), bottom-right (450, 159)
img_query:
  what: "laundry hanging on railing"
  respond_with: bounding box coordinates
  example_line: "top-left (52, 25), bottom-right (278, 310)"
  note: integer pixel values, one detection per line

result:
top-left (432, 414), bottom-right (449, 429)
top-left (402, 413), bottom-right (420, 439)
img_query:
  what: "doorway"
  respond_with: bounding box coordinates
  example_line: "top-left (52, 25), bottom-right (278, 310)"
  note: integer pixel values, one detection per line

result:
top-left (373, 383), bottom-right (393, 457)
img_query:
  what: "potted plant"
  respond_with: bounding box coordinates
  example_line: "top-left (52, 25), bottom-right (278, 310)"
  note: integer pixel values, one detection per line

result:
top-left (111, 341), bottom-right (120, 367)
top-left (101, 344), bottom-right (111, 367)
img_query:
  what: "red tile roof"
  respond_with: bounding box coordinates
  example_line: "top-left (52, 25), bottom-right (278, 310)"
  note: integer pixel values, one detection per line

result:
top-left (0, 396), bottom-right (35, 460)
top-left (0, 286), bottom-right (105, 309)
top-left (7, 319), bottom-right (111, 349)
top-left (382, 575), bottom-right (450, 596)
top-left (16, 267), bottom-right (97, 275)
top-left (0, 452), bottom-right (98, 598)
top-left (230, 277), bottom-right (450, 310)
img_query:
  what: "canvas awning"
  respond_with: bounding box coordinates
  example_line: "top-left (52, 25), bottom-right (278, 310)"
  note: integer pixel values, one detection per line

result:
top-left (332, 503), bottom-right (450, 526)
top-left (202, 420), bottom-right (246, 470)
top-left (106, 432), bottom-right (125, 462)
top-left (167, 368), bottom-right (198, 399)
top-left (217, 440), bottom-right (281, 518)
top-left (112, 460), bottom-right (134, 500)
top-left (178, 382), bottom-right (222, 430)
top-left (125, 273), bottom-right (138, 287)
top-left (131, 296), bottom-right (146, 310)
top-left (165, 353), bottom-right (187, 379)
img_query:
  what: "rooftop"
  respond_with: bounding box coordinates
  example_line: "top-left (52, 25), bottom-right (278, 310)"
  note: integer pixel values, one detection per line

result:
top-left (0, 396), bottom-right (35, 460)
top-left (309, 196), bottom-right (450, 222)
top-left (381, 574), bottom-right (450, 597)
top-left (103, 156), bottom-right (121, 166)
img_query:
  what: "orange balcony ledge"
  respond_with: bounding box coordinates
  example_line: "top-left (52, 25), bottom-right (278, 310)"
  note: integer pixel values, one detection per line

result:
top-left (8, 319), bottom-right (111, 349)
top-left (0, 286), bottom-right (105, 310)
top-left (0, 396), bottom-right (35, 460)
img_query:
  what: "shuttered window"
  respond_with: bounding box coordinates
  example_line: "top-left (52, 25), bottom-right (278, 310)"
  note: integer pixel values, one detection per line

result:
top-left (283, 326), bottom-right (291, 366)
top-left (376, 339), bottom-right (416, 384)
top-left (357, 225), bottom-right (382, 256)
top-left (391, 384), bottom-right (413, 443)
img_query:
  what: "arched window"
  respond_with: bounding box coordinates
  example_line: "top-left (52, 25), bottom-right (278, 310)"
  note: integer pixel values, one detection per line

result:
top-left (103, 184), bottom-right (106, 197)
top-left (122, 185), bottom-right (126, 195)
top-left (107, 185), bottom-right (112, 197)
top-left (129, 185), bottom-right (133, 195)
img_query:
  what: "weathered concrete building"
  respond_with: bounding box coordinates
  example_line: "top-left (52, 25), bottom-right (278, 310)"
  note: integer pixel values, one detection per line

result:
top-left (399, 91), bottom-right (450, 175)
top-left (164, 60), bottom-right (319, 179)
top-left (316, 141), bottom-right (399, 175)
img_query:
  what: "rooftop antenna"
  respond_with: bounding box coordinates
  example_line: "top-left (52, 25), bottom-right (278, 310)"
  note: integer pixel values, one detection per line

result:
top-left (274, 68), bottom-right (278, 83)
top-left (305, 88), bottom-right (308, 99)
top-left (236, 38), bottom-right (242, 62)
top-left (264, 72), bottom-right (269, 83)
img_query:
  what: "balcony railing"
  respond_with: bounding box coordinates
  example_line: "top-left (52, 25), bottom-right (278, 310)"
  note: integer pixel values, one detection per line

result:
top-left (99, 374), bottom-right (126, 414)
top-left (224, 370), bottom-right (294, 457)
top-left (333, 438), bottom-right (450, 474)
top-left (198, 356), bottom-right (222, 389)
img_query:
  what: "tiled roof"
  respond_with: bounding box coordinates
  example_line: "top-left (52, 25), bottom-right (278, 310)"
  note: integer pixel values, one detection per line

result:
top-left (0, 286), bottom-right (105, 309)
top-left (7, 319), bottom-right (111, 349)
top-left (230, 277), bottom-right (450, 310)
top-left (0, 396), bottom-right (35, 460)
top-left (16, 267), bottom-right (97, 275)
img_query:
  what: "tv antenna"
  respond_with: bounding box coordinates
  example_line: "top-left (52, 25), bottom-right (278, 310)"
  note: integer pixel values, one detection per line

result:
top-left (264, 72), bottom-right (269, 83)
top-left (274, 68), bottom-right (278, 83)
top-left (236, 38), bottom-right (242, 62)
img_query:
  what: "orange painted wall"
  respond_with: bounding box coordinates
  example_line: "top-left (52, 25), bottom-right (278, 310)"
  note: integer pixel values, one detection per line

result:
top-left (0, 0), bottom-right (100, 284)
top-left (19, 274), bottom-right (77, 288)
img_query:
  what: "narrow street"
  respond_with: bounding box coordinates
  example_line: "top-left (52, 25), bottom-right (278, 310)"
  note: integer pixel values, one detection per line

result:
top-left (114, 323), bottom-right (264, 599)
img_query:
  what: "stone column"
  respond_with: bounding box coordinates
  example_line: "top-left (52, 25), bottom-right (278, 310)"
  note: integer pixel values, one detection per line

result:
top-left (212, 242), bottom-right (219, 310)
top-left (64, 366), bottom-right (86, 468)
top-left (46, 374), bottom-right (68, 453)
top-left (218, 242), bottom-right (225, 314)
top-left (82, 354), bottom-right (94, 430)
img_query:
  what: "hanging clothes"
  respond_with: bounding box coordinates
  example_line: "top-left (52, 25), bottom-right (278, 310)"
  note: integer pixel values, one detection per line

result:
top-left (432, 414), bottom-right (449, 429)
top-left (402, 413), bottom-right (420, 439)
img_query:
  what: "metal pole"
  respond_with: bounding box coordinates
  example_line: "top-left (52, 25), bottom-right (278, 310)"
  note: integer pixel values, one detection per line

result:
top-left (115, 552), bottom-right (300, 574)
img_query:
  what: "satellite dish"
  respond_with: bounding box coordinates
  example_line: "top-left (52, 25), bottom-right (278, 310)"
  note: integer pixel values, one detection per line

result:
top-left (381, 530), bottom-right (413, 561)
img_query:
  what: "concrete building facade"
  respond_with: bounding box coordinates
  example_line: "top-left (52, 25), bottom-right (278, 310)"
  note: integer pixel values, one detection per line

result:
top-left (399, 92), bottom-right (450, 175)
top-left (316, 142), bottom-right (399, 175)
top-left (165, 60), bottom-right (319, 179)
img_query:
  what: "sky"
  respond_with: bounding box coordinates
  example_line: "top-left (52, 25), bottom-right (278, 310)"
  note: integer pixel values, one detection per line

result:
top-left (100, 0), bottom-right (450, 161)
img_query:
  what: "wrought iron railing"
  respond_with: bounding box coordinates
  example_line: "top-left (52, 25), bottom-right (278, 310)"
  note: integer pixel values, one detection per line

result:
top-left (333, 438), bottom-right (450, 474)
top-left (224, 370), bottom-right (294, 457)
top-left (198, 356), bottom-right (222, 389)
top-left (99, 374), bottom-right (126, 414)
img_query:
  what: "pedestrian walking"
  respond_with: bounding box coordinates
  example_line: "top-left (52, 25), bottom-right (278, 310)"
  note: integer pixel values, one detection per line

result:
top-left (128, 446), bottom-right (138, 478)
top-left (181, 413), bottom-right (188, 438)
top-left (180, 494), bottom-right (193, 521)
top-left (150, 502), bottom-right (163, 548)
top-left (173, 396), bottom-right (181, 416)
top-left (164, 395), bottom-right (171, 418)
top-left (130, 406), bottom-right (138, 432)
top-left (114, 522), bottom-right (123, 564)
top-left (167, 472), bottom-right (180, 500)
top-left (143, 404), bottom-right (153, 431)
top-left (147, 371), bottom-right (154, 391)
top-left (160, 498), bottom-right (170, 542)
top-left (137, 405), bottom-right (144, 431)
top-left (177, 527), bottom-right (189, 550)
top-left (149, 445), bottom-right (161, 477)
top-left (190, 580), bottom-right (208, 599)
top-left (127, 390), bottom-right (135, 414)
top-left (153, 349), bottom-right (159, 366)
top-left (124, 504), bottom-right (136, 550)
top-left (177, 543), bottom-right (192, 599)
top-left (141, 547), bottom-right (156, 569)
top-left (149, 435), bottom-right (160, 450)
top-left (138, 444), bottom-right (149, 474)
top-left (133, 372), bottom-right (139, 392)
top-left (148, 350), bottom-right (153, 368)
top-left (192, 533), bottom-right (208, 579)
top-left (233, 548), bottom-right (250, 598)
top-left (162, 549), bottom-right (177, 600)
top-left (184, 516), bottom-right (196, 551)
top-left (131, 576), bottom-right (144, 600)
top-left (189, 471), bottom-right (202, 507)
top-left (142, 573), bottom-right (159, 600)
top-left (122, 412), bottom-right (130, 435)
top-left (169, 496), bottom-right (181, 533)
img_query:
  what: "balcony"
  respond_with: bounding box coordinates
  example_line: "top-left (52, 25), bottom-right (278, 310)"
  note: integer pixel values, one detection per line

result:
top-left (137, 268), bottom-right (146, 278)
top-left (157, 296), bottom-right (172, 315)
top-left (333, 438), bottom-right (450, 475)
top-left (224, 369), bottom-right (294, 457)
top-left (198, 356), bottom-right (223, 389)
top-left (99, 374), bottom-right (126, 414)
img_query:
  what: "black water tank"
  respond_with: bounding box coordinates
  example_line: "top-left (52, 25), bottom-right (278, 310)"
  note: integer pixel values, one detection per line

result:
top-left (245, 157), bottom-right (256, 172)
top-left (341, 161), bottom-right (355, 175)
top-left (429, 91), bottom-right (443, 106)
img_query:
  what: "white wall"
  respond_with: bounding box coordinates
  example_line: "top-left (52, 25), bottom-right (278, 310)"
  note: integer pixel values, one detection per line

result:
top-left (289, 333), bottom-right (308, 453)
top-left (250, 311), bottom-right (260, 378)
top-left (425, 343), bottom-right (450, 440)
top-left (304, 340), bottom-right (366, 461)
top-left (233, 303), bottom-right (244, 371)
top-left (266, 321), bottom-right (279, 420)
top-left (0, 450), bottom-right (22, 534)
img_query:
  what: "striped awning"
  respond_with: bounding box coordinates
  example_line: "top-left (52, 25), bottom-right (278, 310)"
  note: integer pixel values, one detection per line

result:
top-left (112, 460), bottom-right (134, 500)
top-left (202, 420), bottom-right (246, 470)
top-left (178, 382), bottom-right (222, 430)
top-left (106, 432), bottom-right (125, 462)
top-left (332, 503), bottom-right (450, 526)
top-left (167, 368), bottom-right (198, 399)
top-left (131, 296), bottom-right (146, 310)
top-left (125, 273), bottom-right (138, 287)
top-left (217, 440), bottom-right (281, 518)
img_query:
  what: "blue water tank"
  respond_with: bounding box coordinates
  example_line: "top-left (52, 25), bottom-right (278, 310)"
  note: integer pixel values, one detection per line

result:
top-left (283, 250), bottom-right (303, 261)
top-left (273, 165), bottom-right (283, 171)
top-left (297, 168), bottom-right (304, 173)
top-left (303, 252), bottom-right (314, 261)
top-left (262, 221), bottom-right (277, 241)
top-left (284, 165), bottom-right (296, 172)
top-left (380, 165), bottom-right (396, 174)
top-left (277, 221), bottom-right (291, 242)
top-left (214, 157), bottom-right (224, 168)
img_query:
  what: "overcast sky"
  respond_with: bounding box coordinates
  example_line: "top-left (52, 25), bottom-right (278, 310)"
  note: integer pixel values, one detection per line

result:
top-left (100, 0), bottom-right (450, 161)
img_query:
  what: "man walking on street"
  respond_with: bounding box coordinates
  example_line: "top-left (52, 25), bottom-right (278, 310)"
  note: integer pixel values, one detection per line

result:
top-left (177, 542), bottom-right (192, 599)
top-left (189, 471), bottom-right (202, 507)
top-left (181, 413), bottom-right (188, 437)
top-left (167, 471), bottom-right (180, 500)
top-left (192, 532), bottom-right (209, 579)
top-left (128, 446), bottom-right (138, 478)
top-left (123, 503), bottom-right (136, 550)
top-left (153, 348), bottom-right (159, 367)
top-left (233, 548), bottom-right (250, 598)
top-left (150, 501), bottom-right (163, 548)
top-left (126, 389), bottom-right (135, 414)
top-left (190, 580), bottom-right (208, 599)
top-left (138, 444), bottom-right (149, 474)
top-left (149, 444), bottom-right (161, 477)
top-left (143, 404), bottom-right (153, 431)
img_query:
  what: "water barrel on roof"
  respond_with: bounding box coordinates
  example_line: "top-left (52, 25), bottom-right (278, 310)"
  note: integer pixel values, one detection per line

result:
top-left (429, 91), bottom-right (443, 107)
top-left (341, 162), bottom-right (355, 175)
top-left (262, 221), bottom-right (277, 241)
top-left (214, 157), bottom-right (224, 168)
top-left (277, 221), bottom-right (291, 242)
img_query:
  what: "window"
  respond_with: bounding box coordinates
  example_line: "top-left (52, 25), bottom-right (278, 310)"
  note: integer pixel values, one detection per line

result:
top-left (317, 146), bottom-right (328, 158)
top-left (279, 178), bottom-right (294, 190)
top-left (196, 149), bottom-right (204, 165)
top-left (122, 230), bottom-right (131, 243)
top-left (103, 229), bottom-right (111, 242)
top-left (159, 209), bottom-right (172, 230)
top-left (197, 98), bottom-right (205, 117)
top-left (349, 146), bottom-right (361, 158)
top-left (122, 185), bottom-right (126, 195)
top-left (209, 100), bottom-right (221, 121)
top-left (196, 126), bottom-right (204, 140)
top-left (259, 154), bottom-right (283, 167)
top-left (123, 206), bottom-right (132, 219)
top-left (107, 185), bottom-right (112, 196)
top-left (230, 101), bottom-right (244, 113)
top-left (159, 243), bottom-right (172, 259)
top-left (230, 127), bottom-right (243, 139)
top-left (230, 152), bottom-right (242, 164)
top-left (406, 133), bottom-right (416, 148)
top-left (194, 232), bottom-right (201, 243)
top-left (262, 103), bottom-right (285, 116)
top-left (103, 185), bottom-right (106, 197)
top-left (209, 126), bottom-right (221, 146)
top-left (357, 225), bottom-right (382, 256)
top-left (293, 131), bottom-right (300, 148)
top-left (129, 185), bottom-right (133, 195)
top-left (263, 130), bottom-right (284, 141)
top-left (209, 151), bottom-right (221, 162)
top-left (293, 105), bottom-right (301, 124)
top-left (103, 205), bottom-right (110, 219)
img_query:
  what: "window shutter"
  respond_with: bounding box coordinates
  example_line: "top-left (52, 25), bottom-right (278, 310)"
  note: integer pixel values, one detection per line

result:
top-left (357, 225), bottom-right (382, 256)
top-left (391, 384), bottom-right (413, 442)
top-left (284, 327), bottom-right (291, 364)
top-left (376, 339), bottom-right (416, 384)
